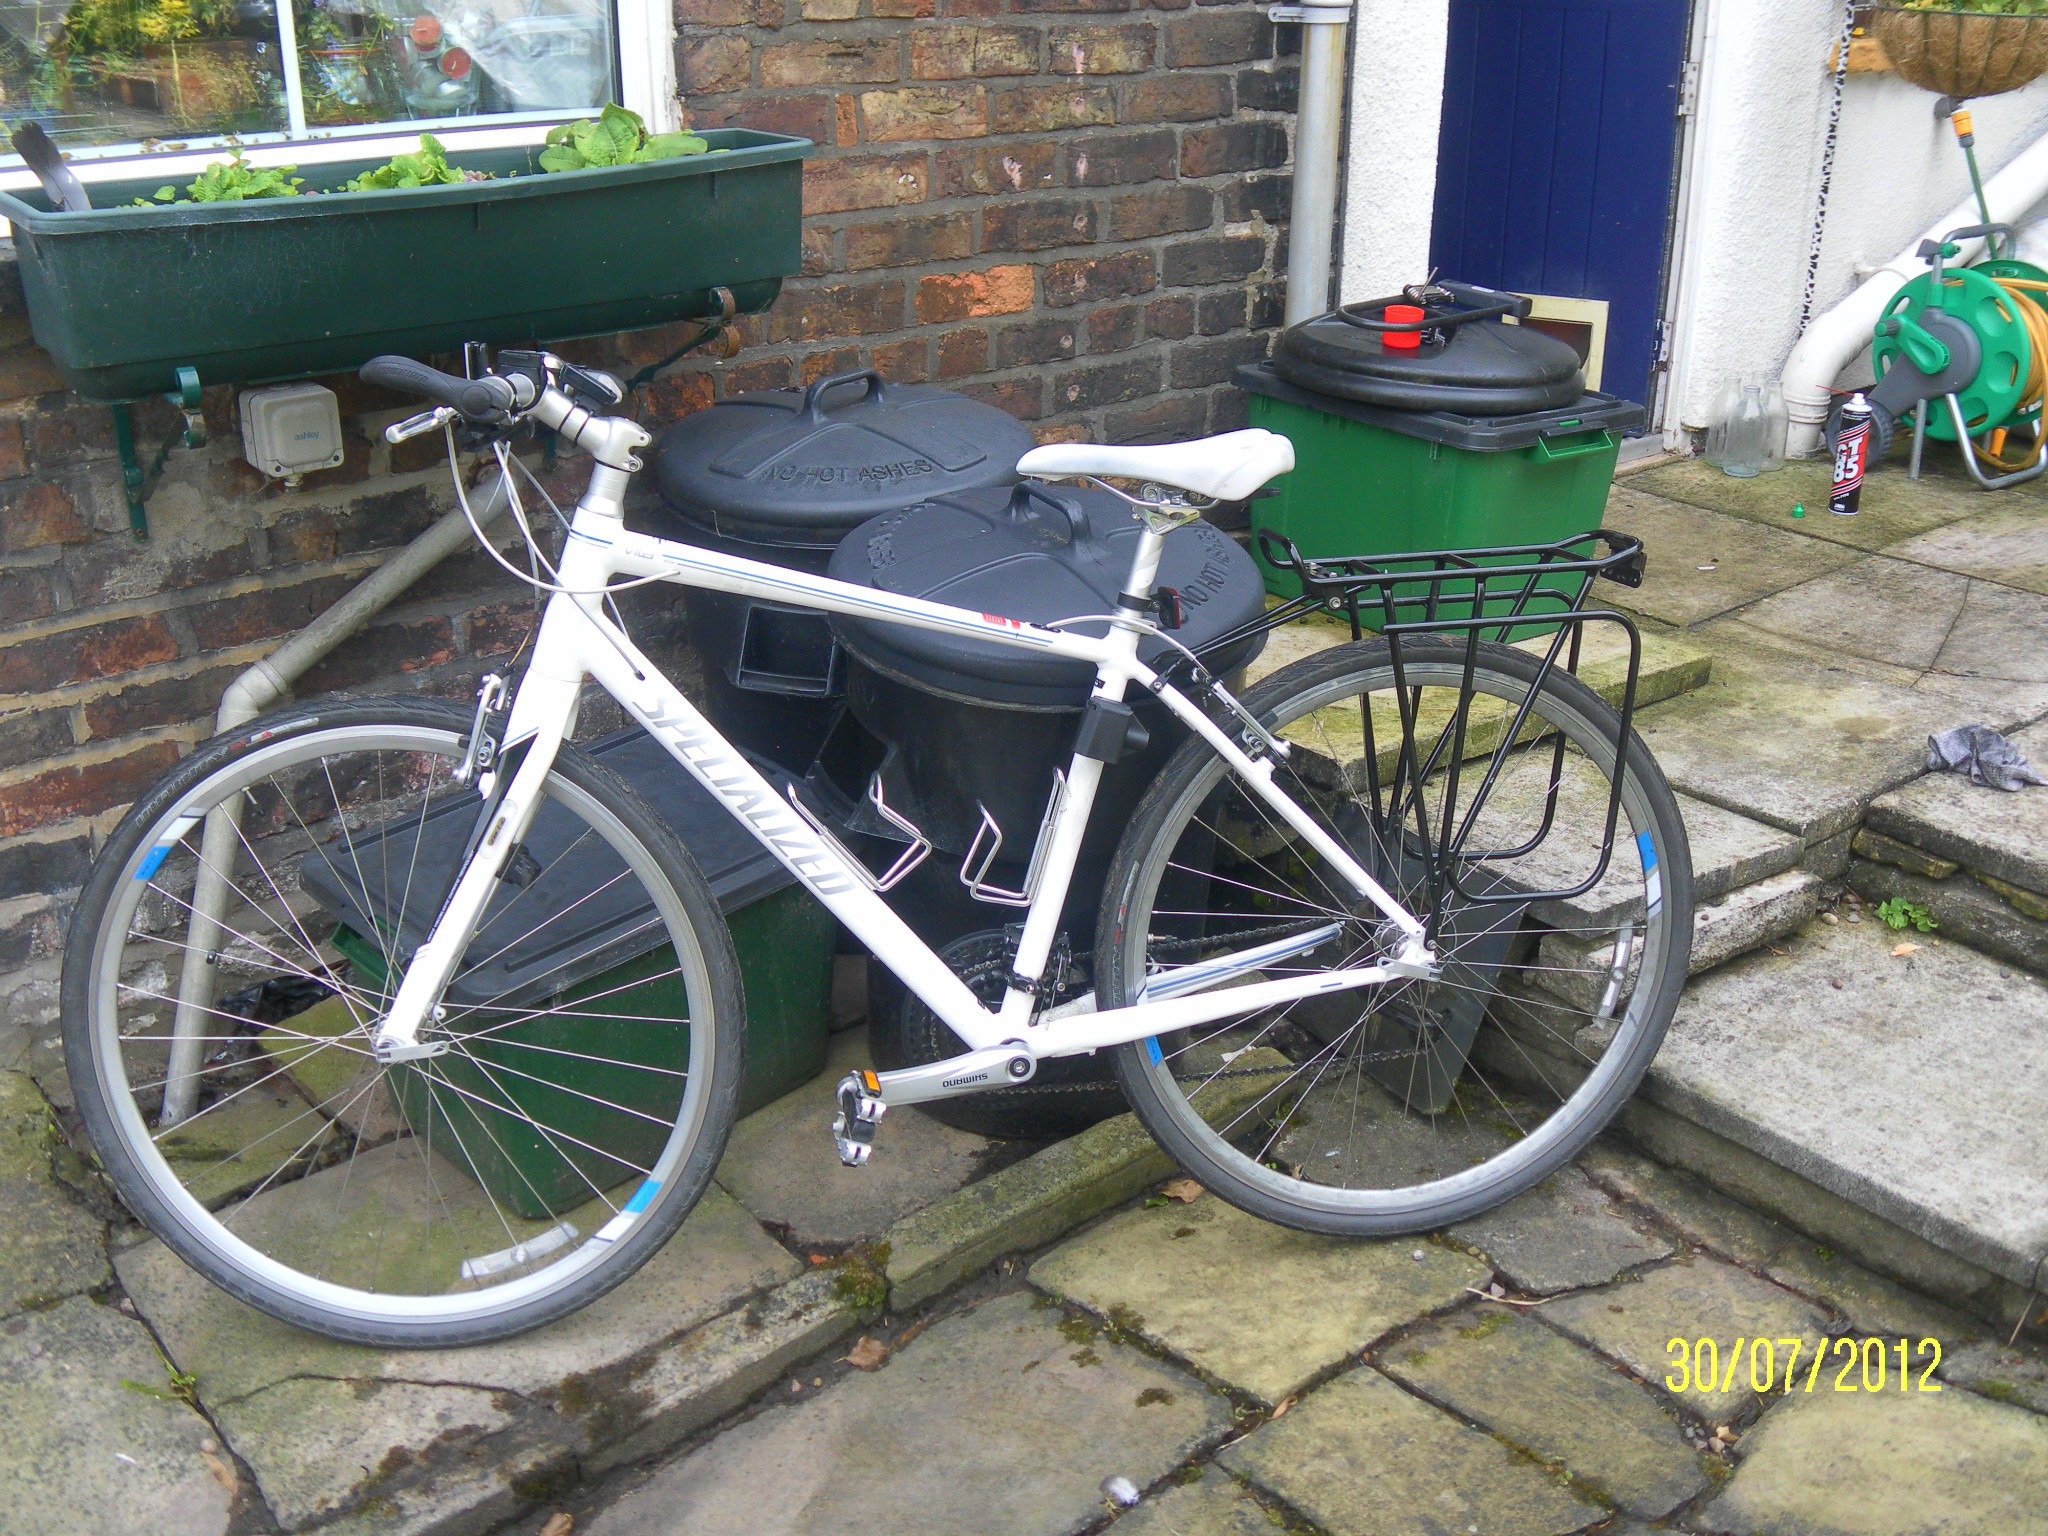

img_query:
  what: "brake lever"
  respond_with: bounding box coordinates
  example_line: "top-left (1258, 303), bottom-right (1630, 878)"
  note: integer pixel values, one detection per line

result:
top-left (386, 406), bottom-right (459, 445)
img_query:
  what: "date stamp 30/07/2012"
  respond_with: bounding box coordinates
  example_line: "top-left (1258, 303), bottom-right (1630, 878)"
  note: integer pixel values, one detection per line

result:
top-left (1666, 1337), bottom-right (1944, 1398)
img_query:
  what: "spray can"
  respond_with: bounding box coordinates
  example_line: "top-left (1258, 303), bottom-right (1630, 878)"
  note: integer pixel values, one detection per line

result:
top-left (1830, 394), bottom-right (1872, 516)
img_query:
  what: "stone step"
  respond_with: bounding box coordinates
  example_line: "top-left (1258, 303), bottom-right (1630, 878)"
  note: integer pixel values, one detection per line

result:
top-left (1241, 607), bottom-right (1712, 718)
top-left (1535, 867), bottom-right (1822, 1013)
top-left (1863, 720), bottom-right (2048, 900)
top-left (1623, 919), bottom-right (2048, 1325)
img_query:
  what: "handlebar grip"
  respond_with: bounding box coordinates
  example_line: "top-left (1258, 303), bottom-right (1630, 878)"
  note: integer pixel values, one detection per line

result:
top-left (360, 355), bottom-right (517, 421)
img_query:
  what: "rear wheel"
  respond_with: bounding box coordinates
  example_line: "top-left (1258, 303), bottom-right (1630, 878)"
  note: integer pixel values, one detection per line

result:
top-left (62, 698), bottom-right (745, 1346)
top-left (1098, 638), bottom-right (1692, 1235)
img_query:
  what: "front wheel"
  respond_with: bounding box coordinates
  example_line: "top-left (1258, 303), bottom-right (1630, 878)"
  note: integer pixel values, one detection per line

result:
top-left (62, 698), bottom-right (746, 1346)
top-left (1098, 637), bottom-right (1692, 1235)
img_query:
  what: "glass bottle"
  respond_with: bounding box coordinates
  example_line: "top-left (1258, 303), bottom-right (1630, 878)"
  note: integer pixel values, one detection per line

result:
top-left (1704, 376), bottom-right (1744, 468)
top-left (1721, 384), bottom-right (1769, 478)
top-left (1757, 380), bottom-right (1789, 473)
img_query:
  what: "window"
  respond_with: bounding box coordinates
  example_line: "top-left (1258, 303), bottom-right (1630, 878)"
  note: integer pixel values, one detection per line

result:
top-left (0, 0), bottom-right (662, 158)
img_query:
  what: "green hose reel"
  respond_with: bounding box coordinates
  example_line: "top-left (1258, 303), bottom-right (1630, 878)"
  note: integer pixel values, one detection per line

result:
top-left (1873, 264), bottom-right (2039, 442)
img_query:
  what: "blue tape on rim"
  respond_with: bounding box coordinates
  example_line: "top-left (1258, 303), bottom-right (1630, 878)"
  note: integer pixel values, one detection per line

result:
top-left (623, 1180), bottom-right (661, 1215)
top-left (1146, 1037), bottom-right (1163, 1065)
top-left (1637, 830), bottom-right (1658, 872)
top-left (135, 846), bottom-right (172, 882)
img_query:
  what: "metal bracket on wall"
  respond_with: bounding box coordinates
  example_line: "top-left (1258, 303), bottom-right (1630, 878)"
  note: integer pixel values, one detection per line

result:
top-left (1267, 0), bottom-right (1350, 22)
top-left (112, 365), bottom-right (207, 540)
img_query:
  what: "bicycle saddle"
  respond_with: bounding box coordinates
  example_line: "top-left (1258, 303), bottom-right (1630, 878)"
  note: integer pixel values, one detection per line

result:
top-left (1017, 428), bottom-right (1295, 503)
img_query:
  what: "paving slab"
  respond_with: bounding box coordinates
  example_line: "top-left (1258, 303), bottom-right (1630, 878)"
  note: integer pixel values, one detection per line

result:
top-left (1380, 1308), bottom-right (1711, 1518)
top-left (1448, 1166), bottom-right (1676, 1294)
top-left (118, 1182), bottom-right (797, 1526)
top-left (1632, 623), bottom-right (2027, 840)
top-left (1602, 487), bottom-right (1864, 626)
top-left (716, 1028), bottom-right (997, 1248)
top-left (0, 1070), bottom-right (109, 1316)
top-left (1761, 1239), bottom-right (1985, 1345)
top-left (1940, 1339), bottom-right (2048, 1414)
top-left (1735, 555), bottom-right (1973, 673)
top-left (1029, 1194), bottom-right (1487, 1405)
top-left (586, 1291), bottom-right (1229, 1536)
top-left (1106, 1464), bottom-right (1283, 1536)
top-left (1578, 1139), bottom-right (1798, 1269)
top-left (1624, 456), bottom-right (1991, 553)
top-left (1217, 1363), bottom-right (1606, 1536)
top-left (1643, 918), bottom-right (2048, 1289)
top-left (219, 1376), bottom-right (518, 1531)
top-left (1865, 719), bottom-right (2048, 896)
top-left (1698, 1387), bottom-right (2048, 1535)
top-left (1540, 1256), bottom-right (1830, 1422)
top-left (1, 1294), bottom-right (232, 1536)
top-left (1887, 495), bottom-right (2048, 594)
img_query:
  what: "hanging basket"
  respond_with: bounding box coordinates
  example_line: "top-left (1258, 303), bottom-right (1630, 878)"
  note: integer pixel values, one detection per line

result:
top-left (1870, 6), bottom-right (2048, 99)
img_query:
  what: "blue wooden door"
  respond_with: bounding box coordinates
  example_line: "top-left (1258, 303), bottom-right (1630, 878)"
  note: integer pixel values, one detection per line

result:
top-left (1430, 0), bottom-right (1691, 408)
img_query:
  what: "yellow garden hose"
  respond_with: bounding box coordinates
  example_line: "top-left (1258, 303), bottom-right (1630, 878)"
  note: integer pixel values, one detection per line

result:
top-left (1973, 274), bottom-right (2048, 471)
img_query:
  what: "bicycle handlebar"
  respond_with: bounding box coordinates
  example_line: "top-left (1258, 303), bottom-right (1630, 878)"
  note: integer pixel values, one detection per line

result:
top-left (361, 355), bottom-right (521, 422)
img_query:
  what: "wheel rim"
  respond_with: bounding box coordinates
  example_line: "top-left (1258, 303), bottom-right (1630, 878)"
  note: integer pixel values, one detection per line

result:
top-left (83, 721), bottom-right (718, 1329)
top-left (1114, 656), bottom-right (1681, 1219)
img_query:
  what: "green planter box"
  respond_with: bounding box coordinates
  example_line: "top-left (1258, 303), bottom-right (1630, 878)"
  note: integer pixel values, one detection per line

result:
top-left (0, 129), bottom-right (808, 402)
top-left (1237, 363), bottom-right (1643, 611)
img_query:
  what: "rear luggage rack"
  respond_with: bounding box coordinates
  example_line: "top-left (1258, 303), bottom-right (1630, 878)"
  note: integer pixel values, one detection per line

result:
top-left (1181, 530), bottom-right (1651, 917)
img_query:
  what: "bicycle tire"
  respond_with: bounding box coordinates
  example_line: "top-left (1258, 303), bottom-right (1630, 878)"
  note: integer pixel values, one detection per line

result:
top-left (62, 697), bottom-right (746, 1346)
top-left (1098, 636), bottom-right (1692, 1235)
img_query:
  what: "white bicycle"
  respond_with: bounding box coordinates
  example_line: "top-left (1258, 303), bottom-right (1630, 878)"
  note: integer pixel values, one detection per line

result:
top-left (62, 349), bottom-right (1692, 1346)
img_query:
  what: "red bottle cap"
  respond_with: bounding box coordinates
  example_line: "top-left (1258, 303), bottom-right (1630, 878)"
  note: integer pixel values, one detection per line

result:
top-left (411, 14), bottom-right (443, 48)
top-left (440, 45), bottom-right (473, 78)
top-left (1384, 303), bottom-right (1426, 351)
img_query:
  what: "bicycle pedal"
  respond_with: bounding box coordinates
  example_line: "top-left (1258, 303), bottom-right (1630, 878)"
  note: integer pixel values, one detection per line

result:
top-left (832, 1069), bottom-right (887, 1168)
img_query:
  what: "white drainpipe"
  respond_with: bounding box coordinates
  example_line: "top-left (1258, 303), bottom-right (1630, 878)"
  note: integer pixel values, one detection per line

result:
top-left (1280, 0), bottom-right (1355, 326)
top-left (160, 477), bottom-right (514, 1125)
top-left (1783, 127), bottom-right (2048, 457)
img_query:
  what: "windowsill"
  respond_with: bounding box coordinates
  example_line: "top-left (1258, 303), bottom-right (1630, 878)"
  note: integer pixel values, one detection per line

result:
top-left (0, 116), bottom-right (568, 201)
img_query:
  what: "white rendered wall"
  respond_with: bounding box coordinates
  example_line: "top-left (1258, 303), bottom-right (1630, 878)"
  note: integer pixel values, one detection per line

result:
top-left (1670, 0), bottom-right (2048, 429)
top-left (1338, 0), bottom-right (1451, 302)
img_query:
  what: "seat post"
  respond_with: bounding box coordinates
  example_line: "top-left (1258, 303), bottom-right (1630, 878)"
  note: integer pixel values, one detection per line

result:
top-left (1115, 525), bottom-right (1172, 618)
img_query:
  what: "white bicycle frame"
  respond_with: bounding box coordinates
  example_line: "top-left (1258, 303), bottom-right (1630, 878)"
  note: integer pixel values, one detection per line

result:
top-left (368, 384), bottom-right (1439, 1104)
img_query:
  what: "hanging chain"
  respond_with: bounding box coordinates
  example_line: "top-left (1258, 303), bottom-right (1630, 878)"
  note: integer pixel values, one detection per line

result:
top-left (1800, 0), bottom-right (1860, 335)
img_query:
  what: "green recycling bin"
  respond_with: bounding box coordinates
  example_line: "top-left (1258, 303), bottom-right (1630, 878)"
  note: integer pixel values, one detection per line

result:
top-left (300, 729), bottom-right (833, 1221)
top-left (1238, 362), bottom-right (1644, 601)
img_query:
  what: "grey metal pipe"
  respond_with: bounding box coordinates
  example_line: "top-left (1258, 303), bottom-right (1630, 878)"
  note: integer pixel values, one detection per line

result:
top-left (1283, 0), bottom-right (1355, 326)
top-left (160, 474), bottom-right (515, 1125)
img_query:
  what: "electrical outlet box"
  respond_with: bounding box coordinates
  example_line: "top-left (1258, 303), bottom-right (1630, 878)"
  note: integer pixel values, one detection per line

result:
top-left (240, 382), bottom-right (345, 480)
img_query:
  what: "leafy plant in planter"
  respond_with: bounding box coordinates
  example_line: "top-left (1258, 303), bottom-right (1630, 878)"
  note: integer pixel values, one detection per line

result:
top-left (342, 133), bottom-right (486, 191)
top-left (145, 153), bottom-right (304, 203)
top-left (1875, 1), bottom-right (2048, 97)
top-left (538, 104), bottom-right (707, 172)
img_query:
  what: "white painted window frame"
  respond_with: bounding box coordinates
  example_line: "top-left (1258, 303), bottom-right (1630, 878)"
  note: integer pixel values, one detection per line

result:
top-left (0, 0), bottom-right (676, 199)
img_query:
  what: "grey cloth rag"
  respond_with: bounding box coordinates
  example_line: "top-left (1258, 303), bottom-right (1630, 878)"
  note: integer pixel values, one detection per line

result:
top-left (1926, 725), bottom-right (2048, 792)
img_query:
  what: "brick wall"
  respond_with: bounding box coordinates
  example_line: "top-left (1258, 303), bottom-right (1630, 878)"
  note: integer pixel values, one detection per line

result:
top-left (0, 0), bottom-right (1295, 1029)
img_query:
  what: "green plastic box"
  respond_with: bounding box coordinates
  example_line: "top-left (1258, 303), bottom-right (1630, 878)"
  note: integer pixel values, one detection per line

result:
top-left (0, 128), bottom-right (808, 402)
top-left (303, 730), bottom-right (834, 1221)
top-left (1237, 363), bottom-right (1643, 601)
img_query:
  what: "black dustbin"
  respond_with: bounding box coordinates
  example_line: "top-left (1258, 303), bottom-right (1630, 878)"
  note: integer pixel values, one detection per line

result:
top-left (823, 482), bottom-right (1269, 1138)
top-left (638, 369), bottom-right (1037, 772)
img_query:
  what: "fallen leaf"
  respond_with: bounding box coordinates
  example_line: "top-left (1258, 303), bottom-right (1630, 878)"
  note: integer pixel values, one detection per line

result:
top-left (1269, 1395), bottom-right (1296, 1418)
top-left (539, 1515), bottom-right (574, 1536)
top-left (1892, 942), bottom-right (1919, 958)
top-left (1162, 1178), bottom-right (1204, 1203)
top-left (844, 1336), bottom-right (890, 1371)
top-left (893, 1317), bottom-right (934, 1352)
top-left (808, 1253), bottom-right (830, 1266)
top-left (200, 1448), bottom-right (237, 1495)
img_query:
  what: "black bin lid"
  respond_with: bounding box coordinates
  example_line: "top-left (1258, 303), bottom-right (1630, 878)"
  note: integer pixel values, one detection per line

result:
top-left (299, 732), bottom-right (785, 1009)
top-left (1273, 311), bottom-right (1584, 416)
top-left (652, 369), bottom-right (1038, 548)
top-left (826, 484), bottom-right (1268, 709)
